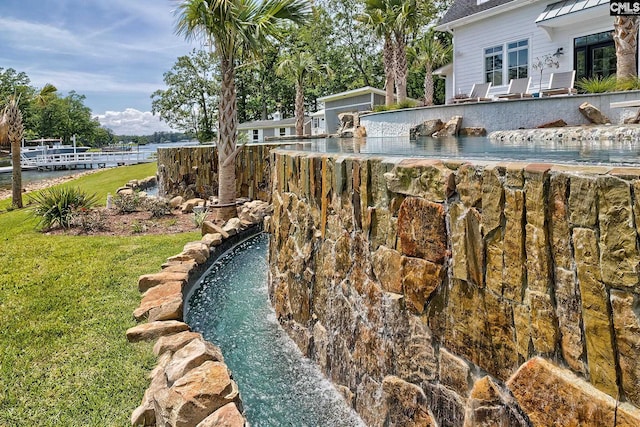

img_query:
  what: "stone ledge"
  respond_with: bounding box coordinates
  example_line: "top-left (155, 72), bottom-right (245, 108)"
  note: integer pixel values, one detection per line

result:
top-left (128, 198), bottom-right (270, 427)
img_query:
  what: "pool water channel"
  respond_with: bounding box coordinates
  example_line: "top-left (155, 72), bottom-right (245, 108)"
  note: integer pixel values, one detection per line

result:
top-left (185, 234), bottom-right (365, 427)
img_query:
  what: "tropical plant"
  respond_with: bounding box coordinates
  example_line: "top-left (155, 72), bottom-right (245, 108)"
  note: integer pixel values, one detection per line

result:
top-left (29, 187), bottom-right (98, 230)
top-left (174, 0), bottom-right (310, 221)
top-left (576, 75), bottom-right (617, 93)
top-left (359, 0), bottom-right (395, 106)
top-left (410, 30), bottom-right (452, 106)
top-left (192, 210), bottom-right (208, 228)
top-left (0, 95), bottom-right (25, 208)
top-left (276, 51), bottom-right (332, 135)
top-left (614, 17), bottom-right (639, 80)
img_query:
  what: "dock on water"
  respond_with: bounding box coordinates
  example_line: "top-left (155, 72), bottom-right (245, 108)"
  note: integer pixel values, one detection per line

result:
top-left (18, 150), bottom-right (153, 171)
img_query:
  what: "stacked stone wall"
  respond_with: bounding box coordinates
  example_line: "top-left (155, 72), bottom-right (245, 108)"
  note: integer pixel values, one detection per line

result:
top-left (157, 145), bottom-right (274, 202)
top-left (268, 150), bottom-right (640, 426)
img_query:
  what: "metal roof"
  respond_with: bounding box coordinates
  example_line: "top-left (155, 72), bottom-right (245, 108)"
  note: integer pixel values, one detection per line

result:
top-left (536, 0), bottom-right (608, 23)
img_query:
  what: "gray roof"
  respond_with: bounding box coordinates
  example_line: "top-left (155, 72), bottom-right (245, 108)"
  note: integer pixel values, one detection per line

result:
top-left (438, 0), bottom-right (516, 27)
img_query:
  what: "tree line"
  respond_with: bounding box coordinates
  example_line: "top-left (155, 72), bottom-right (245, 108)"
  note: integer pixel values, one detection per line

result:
top-left (152, 0), bottom-right (453, 143)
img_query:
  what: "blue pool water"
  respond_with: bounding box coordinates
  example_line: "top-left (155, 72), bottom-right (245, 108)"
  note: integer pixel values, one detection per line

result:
top-left (283, 136), bottom-right (640, 165)
top-left (185, 234), bottom-right (365, 427)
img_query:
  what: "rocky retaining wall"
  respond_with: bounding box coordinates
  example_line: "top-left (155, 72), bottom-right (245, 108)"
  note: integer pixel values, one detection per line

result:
top-left (157, 145), bottom-right (275, 202)
top-left (268, 150), bottom-right (640, 426)
top-left (126, 200), bottom-right (272, 427)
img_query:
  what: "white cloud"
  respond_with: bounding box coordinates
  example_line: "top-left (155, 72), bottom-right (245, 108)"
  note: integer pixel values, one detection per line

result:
top-left (96, 108), bottom-right (175, 135)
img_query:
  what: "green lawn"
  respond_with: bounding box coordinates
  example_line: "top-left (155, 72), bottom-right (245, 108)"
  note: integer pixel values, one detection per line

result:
top-left (0, 164), bottom-right (200, 426)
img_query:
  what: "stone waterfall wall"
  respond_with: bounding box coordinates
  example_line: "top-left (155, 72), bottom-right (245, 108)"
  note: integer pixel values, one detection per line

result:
top-left (267, 150), bottom-right (640, 426)
top-left (157, 145), bottom-right (274, 202)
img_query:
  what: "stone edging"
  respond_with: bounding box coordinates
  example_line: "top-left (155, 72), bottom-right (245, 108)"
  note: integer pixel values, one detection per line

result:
top-left (489, 125), bottom-right (640, 143)
top-left (126, 199), bottom-right (272, 427)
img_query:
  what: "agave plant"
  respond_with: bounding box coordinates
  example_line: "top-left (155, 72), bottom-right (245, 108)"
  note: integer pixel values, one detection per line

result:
top-left (29, 187), bottom-right (98, 230)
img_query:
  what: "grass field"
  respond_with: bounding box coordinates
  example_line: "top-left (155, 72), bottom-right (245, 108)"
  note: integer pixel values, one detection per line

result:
top-left (0, 164), bottom-right (200, 426)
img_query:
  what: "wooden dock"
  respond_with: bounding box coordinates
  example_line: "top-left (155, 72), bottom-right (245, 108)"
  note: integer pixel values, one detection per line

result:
top-left (19, 150), bottom-right (153, 171)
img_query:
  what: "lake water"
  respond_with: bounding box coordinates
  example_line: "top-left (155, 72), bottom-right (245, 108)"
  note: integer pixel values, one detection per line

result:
top-left (0, 141), bottom-right (201, 192)
top-left (283, 136), bottom-right (640, 165)
top-left (186, 234), bottom-right (365, 427)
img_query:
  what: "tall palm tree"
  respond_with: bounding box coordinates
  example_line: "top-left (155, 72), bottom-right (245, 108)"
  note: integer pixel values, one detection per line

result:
top-left (614, 17), bottom-right (639, 80)
top-left (391, 0), bottom-right (425, 104)
top-left (175, 0), bottom-right (310, 220)
top-left (410, 30), bottom-right (452, 106)
top-left (0, 96), bottom-right (24, 208)
top-left (359, 0), bottom-right (395, 106)
top-left (276, 51), bottom-right (332, 136)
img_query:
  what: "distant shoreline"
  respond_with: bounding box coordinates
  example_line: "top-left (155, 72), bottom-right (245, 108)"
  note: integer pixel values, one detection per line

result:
top-left (0, 169), bottom-right (104, 201)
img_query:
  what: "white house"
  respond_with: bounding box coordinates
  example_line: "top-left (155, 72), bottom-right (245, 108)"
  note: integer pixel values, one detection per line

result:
top-left (311, 109), bottom-right (326, 135)
top-left (435, 0), bottom-right (630, 102)
top-left (238, 112), bottom-right (311, 142)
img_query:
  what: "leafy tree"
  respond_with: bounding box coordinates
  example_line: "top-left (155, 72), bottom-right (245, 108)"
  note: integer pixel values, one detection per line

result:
top-left (151, 49), bottom-right (219, 142)
top-left (276, 51), bottom-right (332, 135)
top-left (174, 0), bottom-right (310, 220)
top-left (0, 96), bottom-right (25, 208)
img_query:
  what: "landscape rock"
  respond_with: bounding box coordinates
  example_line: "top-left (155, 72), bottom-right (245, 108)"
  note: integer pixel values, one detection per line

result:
top-left (182, 241), bottom-right (210, 265)
top-left (202, 221), bottom-right (229, 239)
top-left (134, 281), bottom-right (183, 321)
top-left (410, 119), bottom-right (444, 139)
top-left (162, 261), bottom-right (198, 275)
top-left (222, 218), bottom-right (242, 236)
top-left (458, 127), bottom-right (486, 137)
top-left (148, 296), bottom-right (183, 322)
top-left (181, 198), bottom-right (205, 214)
top-left (154, 361), bottom-right (240, 427)
top-left (579, 101), bottom-right (610, 124)
top-left (433, 116), bottom-right (462, 137)
top-left (196, 403), bottom-right (245, 427)
top-left (201, 233), bottom-right (223, 247)
top-left (126, 321), bottom-right (190, 343)
top-left (154, 331), bottom-right (203, 356)
top-left (165, 338), bottom-right (225, 384)
top-left (170, 196), bottom-right (185, 208)
top-left (138, 272), bottom-right (188, 293)
top-left (372, 246), bottom-right (403, 294)
top-left (537, 119), bottom-right (567, 128)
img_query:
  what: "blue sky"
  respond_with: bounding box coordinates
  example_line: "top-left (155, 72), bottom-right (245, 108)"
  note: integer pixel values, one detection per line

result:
top-left (0, 0), bottom-right (197, 134)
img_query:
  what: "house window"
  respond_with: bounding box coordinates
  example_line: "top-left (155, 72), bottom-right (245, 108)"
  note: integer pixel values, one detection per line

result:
top-left (252, 129), bottom-right (259, 141)
top-left (484, 46), bottom-right (503, 86)
top-left (485, 39), bottom-right (529, 86)
top-left (507, 40), bottom-right (529, 80)
top-left (279, 127), bottom-right (286, 136)
top-left (574, 31), bottom-right (616, 81)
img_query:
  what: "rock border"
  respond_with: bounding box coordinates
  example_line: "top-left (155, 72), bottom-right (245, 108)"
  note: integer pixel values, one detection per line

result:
top-left (126, 198), bottom-right (272, 427)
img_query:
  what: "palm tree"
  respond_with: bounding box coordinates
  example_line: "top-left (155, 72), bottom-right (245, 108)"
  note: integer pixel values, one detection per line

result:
top-left (0, 96), bottom-right (24, 208)
top-left (391, 0), bottom-right (425, 104)
top-left (614, 17), bottom-right (639, 80)
top-left (34, 83), bottom-right (58, 108)
top-left (175, 0), bottom-right (310, 220)
top-left (359, 0), bottom-right (395, 106)
top-left (276, 51), bottom-right (332, 136)
top-left (410, 30), bottom-right (452, 106)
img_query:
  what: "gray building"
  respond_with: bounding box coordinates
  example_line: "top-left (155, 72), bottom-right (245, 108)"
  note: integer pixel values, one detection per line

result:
top-left (318, 86), bottom-right (387, 134)
top-left (238, 113), bottom-right (311, 142)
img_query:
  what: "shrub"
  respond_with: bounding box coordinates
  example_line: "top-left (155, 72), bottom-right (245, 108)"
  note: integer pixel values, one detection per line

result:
top-left (30, 187), bottom-right (98, 230)
top-left (70, 208), bottom-right (108, 233)
top-left (113, 192), bottom-right (141, 214)
top-left (373, 100), bottom-right (419, 112)
top-left (144, 198), bottom-right (171, 218)
top-left (576, 75), bottom-right (616, 93)
top-left (616, 76), bottom-right (640, 91)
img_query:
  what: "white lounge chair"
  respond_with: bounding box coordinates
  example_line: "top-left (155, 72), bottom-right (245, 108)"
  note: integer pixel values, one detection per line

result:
top-left (496, 77), bottom-right (532, 99)
top-left (540, 71), bottom-right (577, 96)
top-left (452, 83), bottom-right (492, 103)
